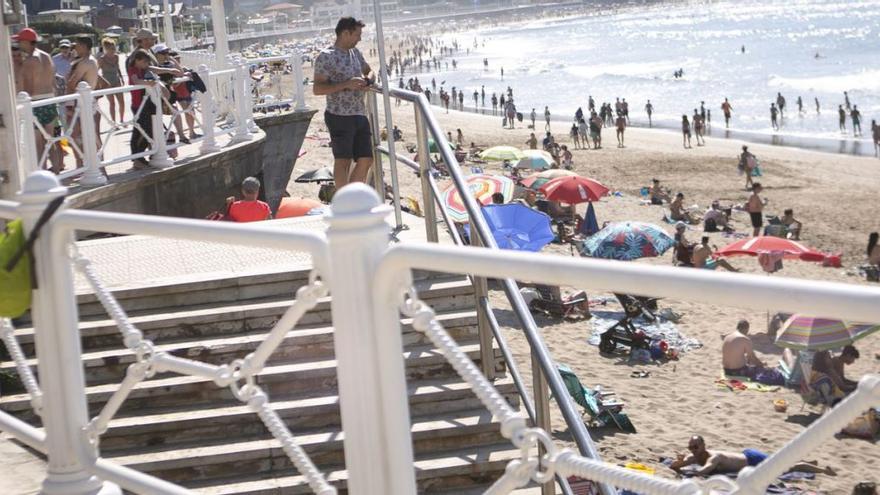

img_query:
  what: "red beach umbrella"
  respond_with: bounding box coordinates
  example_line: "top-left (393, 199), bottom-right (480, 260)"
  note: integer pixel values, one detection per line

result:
top-left (714, 236), bottom-right (824, 262)
top-left (539, 176), bottom-right (610, 204)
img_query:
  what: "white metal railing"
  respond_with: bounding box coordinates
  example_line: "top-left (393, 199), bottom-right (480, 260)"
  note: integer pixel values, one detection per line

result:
top-left (1, 173), bottom-right (879, 495)
top-left (13, 59), bottom-right (276, 187)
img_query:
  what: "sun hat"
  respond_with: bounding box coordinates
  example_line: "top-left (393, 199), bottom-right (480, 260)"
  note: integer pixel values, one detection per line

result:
top-left (12, 28), bottom-right (40, 42)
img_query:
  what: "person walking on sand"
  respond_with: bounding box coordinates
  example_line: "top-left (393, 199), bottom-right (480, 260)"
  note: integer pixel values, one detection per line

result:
top-left (851, 105), bottom-right (862, 136)
top-left (815, 97), bottom-right (820, 114)
top-left (589, 112), bottom-right (603, 149)
top-left (746, 183), bottom-right (765, 237)
top-left (544, 106), bottom-right (551, 131)
top-left (530, 108), bottom-right (536, 129)
top-left (615, 112), bottom-right (626, 148)
top-left (770, 103), bottom-right (779, 131)
top-left (570, 123), bottom-right (581, 150)
top-left (681, 115), bottom-right (692, 149)
top-left (588, 95), bottom-right (595, 113)
top-left (645, 100), bottom-right (654, 127)
top-left (838, 105), bottom-right (847, 132)
top-left (721, 98), bottom-right (732, 128)
top-left (693, 109), bottom-right (705, 146)
top-left (739, 146), bottom-right (757, 190)
top-left (796, 96), bottom-right (804, 115)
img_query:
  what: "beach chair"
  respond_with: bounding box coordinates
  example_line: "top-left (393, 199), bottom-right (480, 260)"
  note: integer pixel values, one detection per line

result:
top-left (556, 364), bottom-right (636, 433)
top-left (527, 285), bottom-right (590, 319)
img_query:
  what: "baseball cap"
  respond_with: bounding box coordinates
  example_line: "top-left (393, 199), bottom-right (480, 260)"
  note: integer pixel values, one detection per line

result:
top-left (58, 39), bottom-right (71, 47)
top-left (153, 43), bottom-right (170, 54)
top-left (134, 28), bottom-right (156, 40)
top-left (12, 28), bottom-right (40, 42)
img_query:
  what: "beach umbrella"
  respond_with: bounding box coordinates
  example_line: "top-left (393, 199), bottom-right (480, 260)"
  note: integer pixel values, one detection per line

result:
top-left (427, 137), bottom-right (449, 153)
top-left (714, 236), bottom-right (824, 262)
top-left (580, 222), bottom-right (675, 260)
top-left (540, 176), bottom-right (609, 204)
top-left (480, 146), bottom-right (525, 162)
top-left (465, 204), bottom-right (554, 252)
top-left (515, 150), bottom-right (554, 170)
top-left (536, 169), bottom-right (578, 180)
top-left (276, 197), bottom-right (323, 218)
top-left (519, 175), bottom-right (551, 190)
top-left (776, 316), bottom-right (880, 351)
top-left (295, 166), bottom-right (334, 183)
top-left (581, 202), bottom-right (600, 236)
top-left (442, 174), bottom-right (515, 223)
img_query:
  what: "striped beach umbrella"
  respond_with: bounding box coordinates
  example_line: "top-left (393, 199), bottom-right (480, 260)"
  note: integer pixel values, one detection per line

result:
top-left (515, 150), bottom-right (554, 170)
top-left (442, 174), bottom-right (515, 223)
top-left (480, 146), bottom-right (525, 162)
top-left (776, 316), bottom-right (880, 351)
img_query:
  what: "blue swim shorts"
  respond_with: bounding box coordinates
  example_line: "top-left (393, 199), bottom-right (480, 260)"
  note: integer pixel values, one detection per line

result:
top-left (743, 448), bottom-right (767, 467)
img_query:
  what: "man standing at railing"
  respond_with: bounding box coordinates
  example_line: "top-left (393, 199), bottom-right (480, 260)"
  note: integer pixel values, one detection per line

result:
top-left (65, 36), bottom-right (102, 170)
top-left (313, 17), bottom-right (374, 191)
top-left (11, 28), bottom-right (63, 173)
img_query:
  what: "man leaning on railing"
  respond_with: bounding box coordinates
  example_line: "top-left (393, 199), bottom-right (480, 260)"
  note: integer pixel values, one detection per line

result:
top-left (312, 17), bottom-right (374, 192)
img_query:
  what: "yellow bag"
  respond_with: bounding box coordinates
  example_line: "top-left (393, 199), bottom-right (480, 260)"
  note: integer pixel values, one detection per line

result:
top-left (0, 220), bottom-right (32, 318)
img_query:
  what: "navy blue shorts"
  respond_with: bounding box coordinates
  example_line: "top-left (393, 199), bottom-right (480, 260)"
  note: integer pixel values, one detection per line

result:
top-left (325, 112), bottom-right (373, 160)
top-left (743, 448), bottom-right (767, 466)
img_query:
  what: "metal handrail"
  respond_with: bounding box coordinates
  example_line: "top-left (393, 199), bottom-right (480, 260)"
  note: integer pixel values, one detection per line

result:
top-left (369, 86), bottom-right (615, 495)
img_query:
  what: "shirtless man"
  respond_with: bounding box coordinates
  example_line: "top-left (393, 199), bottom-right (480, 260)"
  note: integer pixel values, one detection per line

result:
top-left (645, 100), bottom-right (653, 127)
top-left (722, 320), bottom-right (764, 377)
top-left (615, 113), bottom-right (626, 148)
top-left (669, 193), bottom-right (697, 224)
top-left (692, 237), bottom-right (738, 272)
top-left (721, 98), bottom-right (733, 128)
top-left (66, 36), bottom-right (101, 168)
top-left (12, 28), bottom-right (63, 173)
top-left (746, 183), bottom-right (764, 237)
top-left (780, 208), bottom-right (802, 240)
top-left (670, 435), bottom-right (835, 476)
top-left (648, 178), bottom-right (670, 205)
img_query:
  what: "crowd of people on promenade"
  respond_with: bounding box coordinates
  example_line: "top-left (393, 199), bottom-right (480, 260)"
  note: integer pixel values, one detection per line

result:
top-left (11, 27), bottom-right (202, 173)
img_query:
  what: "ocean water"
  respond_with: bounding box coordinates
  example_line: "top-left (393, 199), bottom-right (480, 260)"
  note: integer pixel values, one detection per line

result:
top-left (424, 0), bottom-right (880, 152)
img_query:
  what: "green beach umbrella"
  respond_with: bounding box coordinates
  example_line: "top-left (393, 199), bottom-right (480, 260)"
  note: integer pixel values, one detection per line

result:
top-left (427, 137), bottom-right (448, 153)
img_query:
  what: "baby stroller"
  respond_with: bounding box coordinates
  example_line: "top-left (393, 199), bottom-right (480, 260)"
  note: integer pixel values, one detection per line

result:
top-left (598, 294), bottom-right (658, 354)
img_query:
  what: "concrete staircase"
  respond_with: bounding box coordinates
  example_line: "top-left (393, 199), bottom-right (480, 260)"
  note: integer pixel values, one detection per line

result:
top-left (0, 267), bottom-right (523, 494)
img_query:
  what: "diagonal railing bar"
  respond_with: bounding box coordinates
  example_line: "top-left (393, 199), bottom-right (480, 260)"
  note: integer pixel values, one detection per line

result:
top-left (71, 247), bottom-right (336, 494)
top-left (0, 318), bottom-right (44, 415)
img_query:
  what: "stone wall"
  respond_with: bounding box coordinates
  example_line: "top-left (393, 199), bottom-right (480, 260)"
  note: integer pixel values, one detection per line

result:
top-left (254, 109), bottom-right (317, 213)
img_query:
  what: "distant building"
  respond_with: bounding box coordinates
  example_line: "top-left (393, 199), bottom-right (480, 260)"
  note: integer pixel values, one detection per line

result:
top-left (32, 8), bottom-right (90, 23)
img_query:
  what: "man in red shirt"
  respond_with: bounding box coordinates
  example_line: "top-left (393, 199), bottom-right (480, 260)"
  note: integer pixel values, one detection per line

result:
top-left (226, 177), bottom-right (271, 222)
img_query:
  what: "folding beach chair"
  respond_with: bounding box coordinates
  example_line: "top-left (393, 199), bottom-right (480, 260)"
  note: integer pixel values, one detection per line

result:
top-left (556, 364), bottom-right (636, 433)
top-left (527, 285), bottom-right (590, 320)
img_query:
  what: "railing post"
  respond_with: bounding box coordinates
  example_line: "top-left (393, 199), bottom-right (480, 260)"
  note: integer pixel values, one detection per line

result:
top-left (290, 49), bottom-right (308, 111)
top-left (17, 171), bottom-right (122, 495)
top-left (532, 358), bottom-right (554, 495)
top-left (242, 62), bottom-right (258, 134)
top-left (76, 82), bottom-right (108, 187)
top-left (198, 65), bottom-right (221, 153)
top-left (470, 232), bottom-right (496, 380)
top-left (148, 86), bottom-right (173, 168)
top-left (232, 62), bottom-right (253, 142)
top-left (413, 104), bottom-right (438, 242)
top-left (326, 184), bottom-right (417, 495)
top-left (17, 92), bottom-right (40, 176)
top-left (366, 92), bottom-right (385, 196)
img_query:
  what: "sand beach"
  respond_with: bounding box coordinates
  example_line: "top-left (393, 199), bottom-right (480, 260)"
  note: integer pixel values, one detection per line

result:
top-left (290, 86), bottom-right (880, 491)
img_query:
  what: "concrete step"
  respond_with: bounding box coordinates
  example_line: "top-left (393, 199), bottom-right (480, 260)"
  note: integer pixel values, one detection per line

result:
top-left (69, 267), bottom-right (454, 321)
top-left (108, 410), bottom-right (512, 485)
top-left (188, 443), bottom-right (524, 495)
top-left (2, 310), bottom-right (480, 386)
top-left (97, 376), bottom-right (519, 452)
top-left (1, 343), bottom-right (506, 420)
top-left (11, 276), bottom-right (476, 355)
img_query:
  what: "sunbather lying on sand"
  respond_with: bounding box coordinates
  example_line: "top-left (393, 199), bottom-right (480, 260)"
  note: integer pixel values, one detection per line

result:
top-left (670, 435), bottom-right (836, 476)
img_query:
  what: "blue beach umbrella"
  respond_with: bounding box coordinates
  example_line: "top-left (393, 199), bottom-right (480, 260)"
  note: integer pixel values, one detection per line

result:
top-left (580, 222), bottom-right (674, 260)
top-left (582, 202), bottom-right (600, 236)
top-left (466, 204), bottom-right (554, 252)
